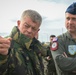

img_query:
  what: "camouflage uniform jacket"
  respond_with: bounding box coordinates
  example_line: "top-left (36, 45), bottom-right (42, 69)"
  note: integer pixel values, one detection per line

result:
top-left (0, 26), bottom-right (46, 75)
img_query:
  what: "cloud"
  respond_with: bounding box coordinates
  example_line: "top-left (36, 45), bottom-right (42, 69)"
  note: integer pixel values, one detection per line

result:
top-left (38, 0), bottom-right (76, 5)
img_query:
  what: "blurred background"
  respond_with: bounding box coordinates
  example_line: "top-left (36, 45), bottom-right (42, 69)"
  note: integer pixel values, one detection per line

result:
top-left (0, 0), bottom-right (76, 42)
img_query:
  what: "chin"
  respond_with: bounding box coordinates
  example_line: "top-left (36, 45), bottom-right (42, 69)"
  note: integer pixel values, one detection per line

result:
top-left (69, 30), bottom-right (75, 33)
top-left (26, 35), bottom-right (32, 39)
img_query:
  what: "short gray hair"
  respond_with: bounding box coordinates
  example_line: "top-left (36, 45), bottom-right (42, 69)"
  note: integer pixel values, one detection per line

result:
top-left (21, 9), bottom-right (42, 25)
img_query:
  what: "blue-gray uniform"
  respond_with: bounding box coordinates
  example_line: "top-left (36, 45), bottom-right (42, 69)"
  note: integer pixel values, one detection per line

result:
top-left (51, 32), bottom-right (76, 75)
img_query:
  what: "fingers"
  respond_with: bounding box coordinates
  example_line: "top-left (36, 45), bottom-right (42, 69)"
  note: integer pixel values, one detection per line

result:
top-left (0, 43), bottom-right (10, 48)
top-left (0, 38), bottom-right (10, 44)
top-left (62, 52), bottom-right (68, 58)
top-left (0, 48), bottom-right (8, 55)
top-left (46, 56), bottom-right (51, 60)
top-left (7, 37), bottom-right (12, 41)
top-left (63, 52), bottom-right (68, 57)
top-left (0, 36), bottom-right (12, 55)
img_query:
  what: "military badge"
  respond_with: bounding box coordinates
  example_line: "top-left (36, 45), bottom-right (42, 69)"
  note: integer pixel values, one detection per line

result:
top-left (51, 37), bottom-right (58, 51)
top-left (68, 45), bottom-right (76, 55)
top-left (51, 42), bottom-right (58, 51)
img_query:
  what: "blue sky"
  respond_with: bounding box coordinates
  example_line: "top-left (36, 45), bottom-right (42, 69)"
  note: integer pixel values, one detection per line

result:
top-left (0, 0), bottom-right (76, 42)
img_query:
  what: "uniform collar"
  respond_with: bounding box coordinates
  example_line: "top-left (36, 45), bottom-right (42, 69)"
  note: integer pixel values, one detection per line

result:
top-left (10, 26), bottom-right (33, 49)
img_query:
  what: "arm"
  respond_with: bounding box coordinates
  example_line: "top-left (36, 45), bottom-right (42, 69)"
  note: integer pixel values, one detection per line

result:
top-left (0, 36), bottom-right (11, 55)
top-left (51, 39), bottom-right (76, 72)
top-left (0, 36), bottom-right (11, 73)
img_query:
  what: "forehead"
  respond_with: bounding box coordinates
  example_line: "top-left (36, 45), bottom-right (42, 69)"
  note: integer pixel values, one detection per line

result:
top-left (22, 16), bottom-right (32, 22)
top-left (23, 16), bottom-right (39, 24)
top-left (65, 13), bottom-right (76, 17)
top-left (50, 37), bottom-right (54, 39)
top-left (22, 16), bottom-right (40, 28)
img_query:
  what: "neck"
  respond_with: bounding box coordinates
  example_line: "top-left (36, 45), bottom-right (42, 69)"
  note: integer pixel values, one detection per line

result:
top-left (70, 32), bottom-right (76, 39)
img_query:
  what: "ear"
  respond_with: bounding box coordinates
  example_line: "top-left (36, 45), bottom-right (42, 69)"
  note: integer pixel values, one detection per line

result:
top-left (35, 28), bottom-right (40, 34)
top-left (36, 29), bottom-right (40, 34)
top-left (35, 31), bottom-right (39, 39)
top-left (17, 20), bottom-right (20, 27)
top-left (37, 29), bottom-right (40, 32)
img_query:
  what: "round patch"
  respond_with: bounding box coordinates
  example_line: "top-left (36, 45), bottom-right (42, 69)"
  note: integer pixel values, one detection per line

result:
top-left (51, 42), bottom-right (58, 51)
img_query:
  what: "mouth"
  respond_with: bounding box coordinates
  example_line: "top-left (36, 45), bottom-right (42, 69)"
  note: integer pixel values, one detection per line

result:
top-left (25, 34), bottom-right (31, 38)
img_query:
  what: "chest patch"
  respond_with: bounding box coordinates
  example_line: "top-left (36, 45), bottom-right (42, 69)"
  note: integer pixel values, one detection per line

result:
top-left (68, 45), bottom-right (76, 55)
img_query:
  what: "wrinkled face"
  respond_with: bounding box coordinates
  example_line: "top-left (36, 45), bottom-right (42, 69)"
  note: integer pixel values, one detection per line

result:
top-left (17, 16), bottom-right (40, 39)
top-left (65, 13), bottom-right (76, 33)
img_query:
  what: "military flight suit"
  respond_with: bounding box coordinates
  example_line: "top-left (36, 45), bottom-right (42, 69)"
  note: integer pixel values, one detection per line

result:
top-left (51, 31), bottom-right (76, 75)
top-left (0, 26), bottom-right (47, 75)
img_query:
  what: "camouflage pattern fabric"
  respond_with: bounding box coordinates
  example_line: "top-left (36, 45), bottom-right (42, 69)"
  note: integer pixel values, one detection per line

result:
top-left (0, 26), bottom-right (44, 75)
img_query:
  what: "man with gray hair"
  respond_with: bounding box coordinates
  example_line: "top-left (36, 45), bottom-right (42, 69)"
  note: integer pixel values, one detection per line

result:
top-left (0, 9), bottom-right (47, 75)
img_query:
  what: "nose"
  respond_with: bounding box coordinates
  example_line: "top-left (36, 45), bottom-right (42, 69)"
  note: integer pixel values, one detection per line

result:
top-left (27, 27), bottom-right (32, 33)
top-left (68, 19), bottom-right (73, 24)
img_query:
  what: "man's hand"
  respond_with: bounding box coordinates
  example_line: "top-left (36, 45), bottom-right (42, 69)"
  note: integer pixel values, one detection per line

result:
top-left (46, 56), bottom-right (51, 60)
top-left (62, 52), bottom-right (68, 58)
top-left (0, 36), bottom-right (12, 55)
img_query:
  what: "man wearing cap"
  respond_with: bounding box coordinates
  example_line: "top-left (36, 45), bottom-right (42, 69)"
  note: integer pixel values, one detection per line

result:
top-left (51, 2), bottom-right (76, 75)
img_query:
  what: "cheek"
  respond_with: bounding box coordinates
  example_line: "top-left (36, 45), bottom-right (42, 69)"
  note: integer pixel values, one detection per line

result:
top-left (65, 24), bottom-right (67, 28)
top-left (65, 21), bottom-right (68, 28)
top-left (18, 26), bottom-right (25, 33)
top-left (31, 32), bottom-right (37, 38)
top-left (75, 25), bottom-right (76, 27)
top-left (65, 20), bottom-right (67, 25)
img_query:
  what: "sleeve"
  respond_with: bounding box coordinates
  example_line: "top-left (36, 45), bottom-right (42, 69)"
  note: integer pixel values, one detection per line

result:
top-left (51, 38), bottom-right (76, 72)
top-left (0, 54), bottom-right (8, 74)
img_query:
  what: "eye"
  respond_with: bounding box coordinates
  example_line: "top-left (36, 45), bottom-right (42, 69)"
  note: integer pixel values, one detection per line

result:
top-left (72, 18), bottom-right (76, 21)
top-left (24, 24), bottom-right (30, 28)
top-left (32, 27), bottom-right (37, 31)
top-left (66, 17), bottom-right (70, 21)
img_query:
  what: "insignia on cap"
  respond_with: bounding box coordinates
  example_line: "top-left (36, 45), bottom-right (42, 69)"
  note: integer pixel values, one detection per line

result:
top-left (51, 42), bottom-right (58, 51)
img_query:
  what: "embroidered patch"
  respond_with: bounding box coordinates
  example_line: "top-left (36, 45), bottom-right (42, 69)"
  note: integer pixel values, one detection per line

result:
top-left (68, 45), bottom-right (76, 55)
top-left (51, 42), bottom-right (58, 51)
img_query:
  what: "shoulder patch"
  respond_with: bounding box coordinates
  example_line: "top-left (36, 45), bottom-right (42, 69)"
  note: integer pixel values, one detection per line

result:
top-left (52, 37), bottom-right (58, 42)
top-left (50, 42), bottom-right (58, 51)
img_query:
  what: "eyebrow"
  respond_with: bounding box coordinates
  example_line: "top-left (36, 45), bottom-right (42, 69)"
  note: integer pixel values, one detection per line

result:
top-left (25, 22), bottom-right (37, 30)
top-left (25, 22), bottom-right (30, 26)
